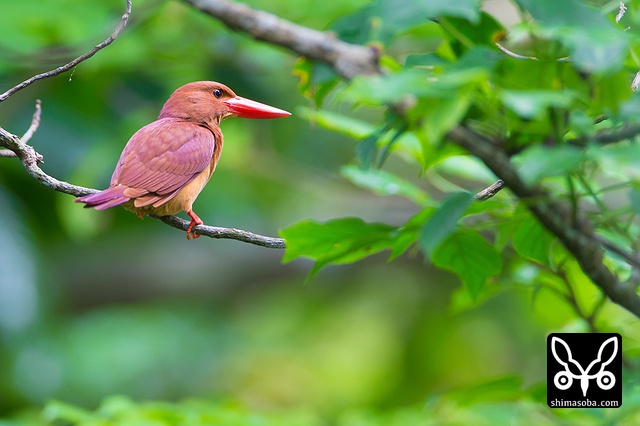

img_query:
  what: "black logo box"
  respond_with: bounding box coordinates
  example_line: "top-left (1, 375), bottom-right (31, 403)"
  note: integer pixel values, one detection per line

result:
top-left (547, 333), bottom-right (622, 408)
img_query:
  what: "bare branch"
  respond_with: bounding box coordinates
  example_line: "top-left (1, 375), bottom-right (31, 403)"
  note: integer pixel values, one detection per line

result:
top-left (473, 180), bottom-right (505, 201)
top-left (0, 102), bottom-right (285, 249)
top-left (495, 41), bottom-right (569, 62)
top-left (593, 234), bottom-right (640, 268)
top-left (0, 0), bottom-right (132, 103)
top-left (151, 215), bottom-right (285, 248)
top-left (182, 0), bottom-right (380, 79)
top-left (20, 99), bottom-right (42, 144)
top-left (0, 100), bottom-right (41, 159)
top-left (632, 71), bottom-right (640, 92)
top-left (592, 123), bottom-right (640, 145)
top-left (566, 123), bottom-right (640, 147)
top-left (616, 2), bottom-right (627, 24)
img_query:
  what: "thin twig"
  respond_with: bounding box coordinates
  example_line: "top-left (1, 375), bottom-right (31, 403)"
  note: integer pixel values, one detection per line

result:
top-left (151, 215), bottom-right (285, 248)
top-left (593, 234), bottom-right (640, 268)
top-left (593, 123), bottom-right (640, 144)
top-left (0, 0), bottom-right (132, 102)
top-left (20, 99), bottom-right (42, 144)
top-left (495, 41), bottom-right (569, 62)
top-left (504, 121), bottom-right (640, 156)
top-left (616, 2), bottom-right (627, 24)
top-left (632, 71), bottom-right (640, 92)
top-left (473, 179), bottom-right (505, 201)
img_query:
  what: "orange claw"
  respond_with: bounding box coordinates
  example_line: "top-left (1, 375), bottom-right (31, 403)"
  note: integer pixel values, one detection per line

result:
top-left (186, 210), bottom-right (203, 239)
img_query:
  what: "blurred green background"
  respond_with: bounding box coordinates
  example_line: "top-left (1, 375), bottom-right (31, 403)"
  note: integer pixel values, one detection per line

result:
top-left (0, 0), bottom-right (637, 424)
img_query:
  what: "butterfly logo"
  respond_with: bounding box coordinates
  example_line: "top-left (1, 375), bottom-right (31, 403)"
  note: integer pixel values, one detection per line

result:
top-left (551, 336), bottom-right (617, 397)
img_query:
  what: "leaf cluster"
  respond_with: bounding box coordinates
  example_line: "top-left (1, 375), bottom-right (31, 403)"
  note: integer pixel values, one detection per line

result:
top-left (285, 0), bottom-right (640, 315)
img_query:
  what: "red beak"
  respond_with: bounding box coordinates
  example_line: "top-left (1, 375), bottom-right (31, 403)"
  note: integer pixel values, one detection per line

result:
top-left (224, 96), bottom-right (291, 119)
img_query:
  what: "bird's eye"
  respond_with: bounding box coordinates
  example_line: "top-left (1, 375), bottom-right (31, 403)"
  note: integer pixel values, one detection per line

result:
top-left (213, 89), bottom-right (222, 99)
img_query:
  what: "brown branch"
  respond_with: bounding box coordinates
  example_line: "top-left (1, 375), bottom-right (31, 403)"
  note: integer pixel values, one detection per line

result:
top-left (473, 180), bottom-right (505, 201)
top-left (21, 99), bottom-right (42, 144)
top-left (0, 98), bottom-right (41, 159)
top-left (447, 126), bottom-right (640, 317)
top-left (593, 234), bottom-right (640, 269)
top-left (182, 0), bottom-right (380, 79)
top-left (592, 123), bottom-right (640, 144)
top-left (568, 123), bottom-right (640, 147)
top-left (151, 215), bottom-right (285, 248)
top-left (0, 102), bottom-right (286, 249)
top-left (0, 0), bottom-right (132, 103)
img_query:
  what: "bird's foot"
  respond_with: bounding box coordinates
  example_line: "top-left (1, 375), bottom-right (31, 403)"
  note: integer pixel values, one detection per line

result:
top-left (186, 210), bottom-right (203, 240)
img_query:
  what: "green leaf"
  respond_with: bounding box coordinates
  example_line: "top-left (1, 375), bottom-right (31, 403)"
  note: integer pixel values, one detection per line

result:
top-left (353, 114), bottom-right (416, 168)
top-left (500, 89), bottom-right (574, 120)
top-left (422, 89), bottom-right (474, 149)
top-left (431, 230), bottom-right (502, 299)
top-left (434, 155), bottom-right (497, 183)
top-left (564, 26), bottom-right (627, 73)
top-left (330, 0), bottom-right (481, 46)
top-left (514, 145), bottom-right (585, 186)
top-left (515, 0), bottom-right (627, 72)
top-left (389, 208), bottom-right (434, 261)
top-left (296, 107), bottom-right (374, 139)
top-left (593, 143), bottom-right (640, 180)
top-left (619, 95), bottom-right (640, 123)
top-left (516, 0), bottom-right (607, 28)
top-left (357, 132), bottom-right (381, 168)
top-left (345, 70), bottom-right (433, 105)
top-left (494, 206), bottom-right (526, 250)
top-left (445, 376), bottom-right (523, 405)
top-left (281, 218), bottom-right (396, 279)
top-left (420, 192), bottom-right (473, 255)
top-left (293, 58), bottom-right (340, 106)
top-left (439, 13), bottom-right (504, 47)
top-left (630, 184), bottom-right (640, 216)
top-left (43, 400), bottom-right (94, 424)
top-left (341, 165), bottom-right (429, 206)
top-left (512, 216), bottom-right (556, 266)
top-left (405, 52), bottom-right (448, 68)
top-left (345, 48), bottom-right (491, 112)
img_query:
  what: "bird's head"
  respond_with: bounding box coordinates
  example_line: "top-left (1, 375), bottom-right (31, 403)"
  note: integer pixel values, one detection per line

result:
top-left (159, 81), bottom-right (290, 126)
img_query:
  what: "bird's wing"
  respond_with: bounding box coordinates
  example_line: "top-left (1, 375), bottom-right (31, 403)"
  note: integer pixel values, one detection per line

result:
top-left (111, 118), bottom-right (216, 199)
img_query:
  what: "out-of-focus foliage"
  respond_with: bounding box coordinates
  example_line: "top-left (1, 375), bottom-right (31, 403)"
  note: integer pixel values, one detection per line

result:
top-left (284, 0), bottom-right (640, 420)
top-left (285, 0), bottom-right (640, 316)
top-left (1, 0), bottom-right (640, 425)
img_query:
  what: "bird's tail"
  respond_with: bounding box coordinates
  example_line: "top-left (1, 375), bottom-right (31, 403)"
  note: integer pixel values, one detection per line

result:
top-left (76, 186), bottom-right (130, 210)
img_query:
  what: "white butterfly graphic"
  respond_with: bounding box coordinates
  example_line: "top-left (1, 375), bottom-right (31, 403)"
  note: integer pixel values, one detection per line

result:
top-left (551, 336), bottom-right (617, 397)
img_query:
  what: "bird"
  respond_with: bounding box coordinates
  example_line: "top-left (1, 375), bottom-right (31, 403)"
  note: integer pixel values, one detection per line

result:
top-left (76, 81), bottom-right (290, 239)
